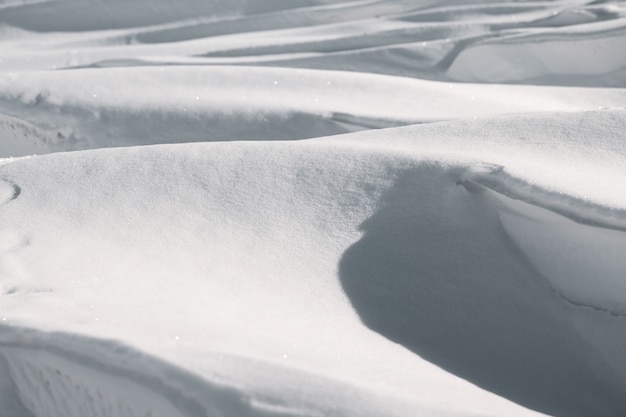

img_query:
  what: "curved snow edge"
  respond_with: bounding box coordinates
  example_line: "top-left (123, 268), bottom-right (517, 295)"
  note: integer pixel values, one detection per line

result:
top-left (459, 170), bottom-right (626, 316)
top-left (460, 168), bottom-right (626, 231)
top-left (0, 325), bottom-right (261, 417)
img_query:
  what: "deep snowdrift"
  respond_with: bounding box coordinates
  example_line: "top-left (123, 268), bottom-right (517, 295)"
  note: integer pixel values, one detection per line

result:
top-left (2, 110), bottom-right (626, 417)
top-left (1, 1), bottom-right (626, 417)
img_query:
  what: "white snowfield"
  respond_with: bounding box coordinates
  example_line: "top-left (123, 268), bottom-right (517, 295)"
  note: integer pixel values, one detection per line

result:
top-left (1, 1), bottom-right (626, 417)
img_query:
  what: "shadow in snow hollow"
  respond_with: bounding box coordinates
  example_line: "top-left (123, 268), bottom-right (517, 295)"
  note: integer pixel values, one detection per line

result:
top-left (338, 167), bottom-right (626, 417)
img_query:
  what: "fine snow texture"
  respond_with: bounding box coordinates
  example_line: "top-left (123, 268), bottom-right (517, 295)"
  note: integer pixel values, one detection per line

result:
top-left (1, 1), bottom-right (626, 417)
top-left (0, 66), bottom-right (624, 155)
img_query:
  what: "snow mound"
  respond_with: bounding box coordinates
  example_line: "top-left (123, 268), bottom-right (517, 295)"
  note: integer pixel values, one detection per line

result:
top-left (2, 1), bottom-right (626, 416)
top-left (0, 67), bottom-right (624, 155)
top-left (1, 110), bottom-right (626, 416)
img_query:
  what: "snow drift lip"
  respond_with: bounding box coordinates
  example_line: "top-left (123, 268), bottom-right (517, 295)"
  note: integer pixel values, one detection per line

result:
top-left (459, 168), bottom-right (626, 232)
top-left (0, 326), bottom-right (256, 417)
top-left (458, 168), bottom-right (626, 318)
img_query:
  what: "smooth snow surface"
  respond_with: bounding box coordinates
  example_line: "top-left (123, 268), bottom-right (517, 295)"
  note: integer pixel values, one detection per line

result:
top-left (1, 1), bottom-right (626, 417)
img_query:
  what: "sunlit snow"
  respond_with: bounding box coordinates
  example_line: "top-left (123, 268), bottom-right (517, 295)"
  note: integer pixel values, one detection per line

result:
top-left (1, 1), bottom-right (626, 417)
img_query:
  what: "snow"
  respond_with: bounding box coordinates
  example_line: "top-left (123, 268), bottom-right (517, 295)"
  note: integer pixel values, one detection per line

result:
top-left (1, 66), bottom-right (622, 155)
top-left (1, 1), bottom-right (626, 417)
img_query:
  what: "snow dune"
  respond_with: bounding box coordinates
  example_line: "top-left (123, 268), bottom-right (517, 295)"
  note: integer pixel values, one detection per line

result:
top-left (1, 1), bottom-right (626, 417)
top-left (1, 0), bottom-right (625, 85)
top-left (0, 66), bottom-right (624, 154)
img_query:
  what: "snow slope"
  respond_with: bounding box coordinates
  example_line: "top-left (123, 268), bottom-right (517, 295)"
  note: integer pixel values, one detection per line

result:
top-left (1, 1), bottom-right (626, 417)
top-left (0, 66), bottom-right (624, 154)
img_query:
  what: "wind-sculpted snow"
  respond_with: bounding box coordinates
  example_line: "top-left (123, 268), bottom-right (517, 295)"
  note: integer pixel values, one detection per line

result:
top-left (1, 1), bottom-right (626, 417)
top-left (0, 114), bottom-right (60, 157)
top-left (1, 326), bottom-right (356, 417)
top-left (1, 333), bottom-right (232, 417)
top-left (1, 111), bottom-right (626, 417)
top-left (0, 67), bottom-right (623, 155)
top-left (1, 0), bottom-right (625, 84)
top-left (339, 169), bottom-right (626, 417)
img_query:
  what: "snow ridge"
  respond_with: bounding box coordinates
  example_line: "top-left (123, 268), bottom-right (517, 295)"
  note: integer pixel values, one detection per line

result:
top-left (2, 1), bottom-right (626, 417)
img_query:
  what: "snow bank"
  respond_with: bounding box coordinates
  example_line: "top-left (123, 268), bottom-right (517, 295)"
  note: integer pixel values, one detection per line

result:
top-left (2, 0), bottom-right (624, 85)
top-left (1, 110), bottom-right (626, 416)
top-left (2, 0), bottom-right (626, 416)
top-left (447, 22), bottom-right (626, 86)
top-left (0, 138), bottom-right (546, 417)
top-left (0, 66), bottom-right (624, 156)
